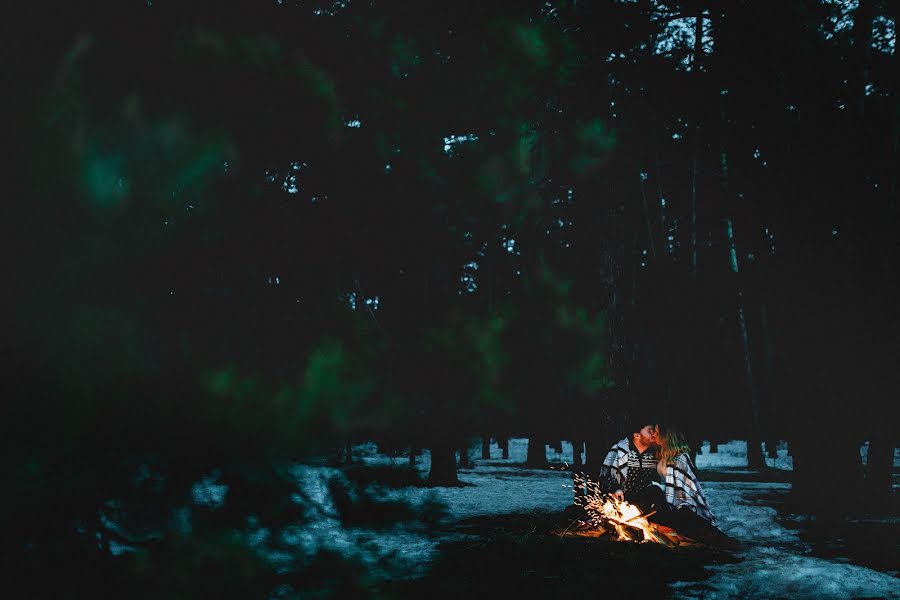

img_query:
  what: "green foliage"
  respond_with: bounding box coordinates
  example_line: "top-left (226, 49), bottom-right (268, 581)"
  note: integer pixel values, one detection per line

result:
top-left (390, 35), bottom-right (422, 77)
top-left (301, 340), bottom-right (375, 433)
top-left (7, 2), bottom-right (619, 595)
top-left (570, 118), bottom-right (617, 174)
top-left (15, 0), bottom-right (897, 593)
top-left (576, 118), bottom-right (617, 153)
top-left (510, 23), bottom-right (551, 69)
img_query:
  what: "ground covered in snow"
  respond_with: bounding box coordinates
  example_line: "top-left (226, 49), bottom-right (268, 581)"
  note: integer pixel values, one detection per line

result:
top-left (280, 440), bottom-right (898, 599)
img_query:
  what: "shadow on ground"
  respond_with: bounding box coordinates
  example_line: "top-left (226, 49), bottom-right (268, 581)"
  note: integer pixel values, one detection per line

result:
top-left (384, 511), bottom-right (741, 599)
top-left (758, 489), bottom-right (900, 577)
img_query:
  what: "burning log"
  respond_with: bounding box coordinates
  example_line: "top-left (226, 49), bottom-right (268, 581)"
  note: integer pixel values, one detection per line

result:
top-left (567, 473), bottom-right (684, 547)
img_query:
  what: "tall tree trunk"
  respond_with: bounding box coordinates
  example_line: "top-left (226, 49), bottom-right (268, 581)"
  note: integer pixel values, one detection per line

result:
top-left (572, 439), bottom-right (583, 469)
top-left (376, 439), bottom-right (395, 456)
top-left (428, 442), bottom-right (460, 486)
top-left (709, 440), bottom-right (718, 453)
top-left (714, 60), bottom-right (764, 468)
top-left (584, 440), bottom-right (599, 478)
top-left (690, 157), bottom-right (698, 280)
top-left (481, 436), bottom-right (491, 460)
top-left (759, 301), bottom-right (778, 459)
top-left (654, 146), bottom-right (667, 254)
top-left (499, 436), bottom-right (509, 459)
top-left (525, 437), bottom-right (548, 467)
top-left (584, 432), bottom-right (613, 480)
top-left (725, 216), bottom-right (765, 469)
top-left (409, 446), bottom-right (417, 466)
top-left (870, 1), bottom-right (899, 503)
top-left (572, 439), bottom-right (585, 502)
top-left (892, 41), bottom-right (899, 227)
top-left (638, 173), bottom-right (656, 258)
top-left (458, 441), bottom-right (471, 469)
top-left (630, 230), bottom-right (639, 306)
top-left (345, 440), bottom-right (353, 465)
top-left (865, 438), bottom-right (894, 498)
top-left (690, 432), bottom-right (702, 457)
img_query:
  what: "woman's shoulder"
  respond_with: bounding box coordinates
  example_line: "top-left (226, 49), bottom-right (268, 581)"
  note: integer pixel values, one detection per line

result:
top-left (673, 453), bottom-right (694, 469)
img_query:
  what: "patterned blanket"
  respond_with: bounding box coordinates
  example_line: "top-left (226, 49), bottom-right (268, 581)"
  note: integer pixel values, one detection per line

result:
top-left (663, 453), bottom-right (717, 526)
top-left (601, 438), bottom-right (717, 526)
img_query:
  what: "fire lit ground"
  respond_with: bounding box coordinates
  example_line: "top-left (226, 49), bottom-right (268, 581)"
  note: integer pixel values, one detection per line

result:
top-left (263, 440), bottom-right (900, 599)
top-left (569, 474), bottom-right (684, 545)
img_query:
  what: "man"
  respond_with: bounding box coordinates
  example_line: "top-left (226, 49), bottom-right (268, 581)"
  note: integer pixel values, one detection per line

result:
top-left (598, 419), bottom-right (740, 549)
top-left (598, 418), bottom-right (667, 514)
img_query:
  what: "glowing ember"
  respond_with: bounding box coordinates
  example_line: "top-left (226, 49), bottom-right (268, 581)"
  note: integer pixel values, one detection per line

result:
top-left (571, 473), bottom-right (675, 545)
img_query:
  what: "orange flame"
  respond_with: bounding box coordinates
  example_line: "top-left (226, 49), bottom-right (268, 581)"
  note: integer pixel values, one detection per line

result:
top-left (573, 473), bottom-right (667, 544)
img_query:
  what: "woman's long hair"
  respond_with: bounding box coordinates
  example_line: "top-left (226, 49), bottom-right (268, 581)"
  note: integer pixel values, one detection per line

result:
top-left (658, 426), bottom-right (691, 466)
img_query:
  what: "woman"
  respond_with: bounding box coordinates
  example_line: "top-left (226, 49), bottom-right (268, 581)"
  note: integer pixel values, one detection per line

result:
top-left (653, 426), bottom-right (738, 548)
top-left (656, 427), bottom-right (717, 525)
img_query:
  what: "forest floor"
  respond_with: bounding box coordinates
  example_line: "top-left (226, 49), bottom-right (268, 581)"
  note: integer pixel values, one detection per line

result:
top-left (286, 440), bottom-right (899, 599)
top-left (382, 509), bottom-right (740, 598)
top-left (379, 479), bottom-right (897, 599)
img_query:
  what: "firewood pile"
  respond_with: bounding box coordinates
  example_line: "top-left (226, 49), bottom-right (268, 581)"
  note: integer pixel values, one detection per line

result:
top-left (558, 514), bottom-right (692, 547)
top-left (556, 473), bottom-right (697, 547)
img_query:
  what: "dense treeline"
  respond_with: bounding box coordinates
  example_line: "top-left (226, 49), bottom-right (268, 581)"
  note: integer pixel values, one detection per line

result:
top-left (4, 0), bottom-right (896, 595)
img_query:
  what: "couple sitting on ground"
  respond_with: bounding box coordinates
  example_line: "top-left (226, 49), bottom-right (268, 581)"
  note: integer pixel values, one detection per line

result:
top-left (594, 418), bottom-right (739, 549)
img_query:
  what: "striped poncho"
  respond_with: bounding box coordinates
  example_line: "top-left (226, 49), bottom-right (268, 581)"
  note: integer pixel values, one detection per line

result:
top-left (663, 453), bottom-right (717, 526)
top-left (599, 438), bottom-right (659, 496)
top-left (600, 438), bottom-right (717, 526)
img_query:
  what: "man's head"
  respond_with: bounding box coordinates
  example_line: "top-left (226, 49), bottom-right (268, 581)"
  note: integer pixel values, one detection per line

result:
top-left (631, 423), bottom-right (658, 451)
top-left (626, 411), bottom-right (659, 451)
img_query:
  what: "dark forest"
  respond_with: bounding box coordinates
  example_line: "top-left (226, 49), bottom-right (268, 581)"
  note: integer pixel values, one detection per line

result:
top-left (3, 1), bottom-right (897, 598)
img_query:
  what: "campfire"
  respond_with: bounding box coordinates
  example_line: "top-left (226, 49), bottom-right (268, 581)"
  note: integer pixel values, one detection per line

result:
top-left (568, 472), bottom-right (681, 546)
